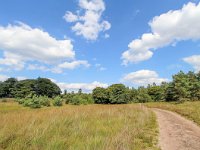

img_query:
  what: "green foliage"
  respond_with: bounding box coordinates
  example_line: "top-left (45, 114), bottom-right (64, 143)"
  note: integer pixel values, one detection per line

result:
top-left (35, 78), bottom-right (61, 98)
top-left (39, 96), bottom-right (51, 107)
top-left (17, 95), bottom-right (51, 108)
top-left (12, 79), bottom-right (36, 98)
top-left (93, 84), bottom-right (137, 104)
top-left (22, 95), bottom-right (41, 109)
top-left (92, 87), bottom-right (109, 104)
top-left (0, 77), bottom-right (61, 99)
top-left (64, 92), bottom-right (94, 105)
top-left (107, 84), bottom-right (129, 104)
top-left (63, 93), bottom-right (74, 104)
top-left (147, 83), bottom-right (165, 102)
top-left (0, 78), bottom-right (18, 98)
top-left (136, 87), bottom-right (152, 103)
top-left (52, 96), bottom-right (63, 106)
top-left (70, 95), bottom-right (86, 105)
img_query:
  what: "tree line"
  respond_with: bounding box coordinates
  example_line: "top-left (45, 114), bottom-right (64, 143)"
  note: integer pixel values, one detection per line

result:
top-left (66, 71), bottom-right (200, 104)
top-left (0, 77), bottom-right (61, 98)
top-left (1, 71), bottom-right (200, 106)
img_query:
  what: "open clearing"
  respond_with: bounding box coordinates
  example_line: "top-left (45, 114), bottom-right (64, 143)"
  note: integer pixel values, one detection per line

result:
top-left (0, 102), bottom-right (158, 150)
top-left (153, 108), bottom-right (200, 150)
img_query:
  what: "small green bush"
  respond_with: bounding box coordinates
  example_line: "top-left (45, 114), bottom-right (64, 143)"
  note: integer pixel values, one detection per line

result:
top-left (22, 98), bottom-right (33, 107)
top-left (17, 98), bottom-right (25, 104)
top-left (29, 96), bottom-right (41, 109)
top-left (39, 96), bottom-right (50, 107)
top-left (52, 96), bottom-right (63, 106)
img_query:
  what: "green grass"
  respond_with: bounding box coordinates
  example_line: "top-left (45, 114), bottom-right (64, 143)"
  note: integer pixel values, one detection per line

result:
top-left (0, 101), bottom-right (159, 150)
top-left (146, 101), bottom-right (200, 126)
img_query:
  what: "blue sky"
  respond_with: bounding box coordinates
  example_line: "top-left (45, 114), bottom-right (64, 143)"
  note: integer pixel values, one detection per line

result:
top-left (0, 0), bottom-right (200, 92)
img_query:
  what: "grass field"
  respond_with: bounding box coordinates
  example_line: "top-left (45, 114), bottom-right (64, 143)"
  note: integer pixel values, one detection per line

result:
top-left (0, 101), bottom-right (159, 150)
top-left (146, 101), bottom-right (200, 126)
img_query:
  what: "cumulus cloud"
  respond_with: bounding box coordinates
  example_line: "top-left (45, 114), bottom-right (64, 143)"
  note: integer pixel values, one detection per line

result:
top-left (27, 60), bottom-right (90, 73)
top-left (63, 0), bottom-right (111, 40)
top-left (0, 74), bottom-right (26, 82)
top-left (0, 74), bottom-right (9, 82)
top-left (95, 63), bottom-right (107, 71)
top-left (122, 2), bottom-right (200, 65)
top-left (58, 60), bottom-right (90, 70)
top-left (122, 70), bottom-right (168, 86)
top-left (52, 80), bottom-right (108, 92)
top-left (0, 22), bottom-right (90, 72)
top-left (183, 55), bottom-right (200, 72)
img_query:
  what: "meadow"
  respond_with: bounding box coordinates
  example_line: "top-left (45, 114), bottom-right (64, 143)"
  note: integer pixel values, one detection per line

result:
top-left (146, 101), bottom-right (200, 126)
top-left (0, 101), bottom-right (159, 150)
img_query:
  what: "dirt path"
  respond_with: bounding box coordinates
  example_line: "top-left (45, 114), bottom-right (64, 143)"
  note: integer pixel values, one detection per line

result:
top-left (153, 108), bottom-right (200, 150)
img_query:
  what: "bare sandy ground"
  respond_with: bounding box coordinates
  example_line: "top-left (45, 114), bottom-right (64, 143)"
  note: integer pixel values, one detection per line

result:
top-left (153, 108), bottom-right (200, 150)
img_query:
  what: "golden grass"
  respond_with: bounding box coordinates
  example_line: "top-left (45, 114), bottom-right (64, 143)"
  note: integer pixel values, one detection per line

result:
top-left (0, 102), bottom-right (159, 150)
top-left (146, 101), bottom-right (200, 126)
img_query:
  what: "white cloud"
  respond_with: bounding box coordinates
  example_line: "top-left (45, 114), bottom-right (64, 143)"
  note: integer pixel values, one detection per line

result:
top-left (27, 60), bottom-right (90, 73)
top-left (52, 80), bottom-right (108, 92)
top-left (95, 63), bottom-right (107, 71)
top-left (122, 2), bottom-right (200, 65)
top-left (63, 11), bottom-right (79, 22)
top-left (64, 0), bottom-right (111, 40)
top-left (58, 60), bottom-right (90, 70)
top-left (0, 74), bottom-right (26, 82)
top-left (122, 70), bottom-right (168, 86)
top-left (0, 74), bottom-right (9, 82)
top-left (0, 22), bottom-right (90, 72)
top-left (104, 33), bottom-right (110, 39)
top-left (183, 55), bottom-right (200, 72)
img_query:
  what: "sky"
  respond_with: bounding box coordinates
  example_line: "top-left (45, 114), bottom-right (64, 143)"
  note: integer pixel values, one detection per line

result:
top-left (0, 0), bottom-right (200, 92)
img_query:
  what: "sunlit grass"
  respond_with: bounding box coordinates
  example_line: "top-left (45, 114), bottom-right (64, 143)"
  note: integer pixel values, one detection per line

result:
top-left (0, 102), bottom-right (159, 150)
top-left (146, 101), bottom-right (200, 126)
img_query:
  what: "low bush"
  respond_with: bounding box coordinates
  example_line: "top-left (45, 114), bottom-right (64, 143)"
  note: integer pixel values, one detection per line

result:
top-left (39, 96), bottom-right (50, 107)
top-left (65, 94), bottom-right (94, 105)
top-left (52, 96), bottom-right (63, 106)
top-left (17, 95), bottom-right (51, 108)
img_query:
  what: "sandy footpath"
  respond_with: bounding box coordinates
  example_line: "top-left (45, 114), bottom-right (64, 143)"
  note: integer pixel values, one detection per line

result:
top-left (153, 108), bottom-right (200, 150)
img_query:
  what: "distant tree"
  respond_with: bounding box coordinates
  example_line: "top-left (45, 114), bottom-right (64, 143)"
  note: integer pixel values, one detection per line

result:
top-left (147, 83), bottom-right (164, 101)
top-left (78, 89), bottom-right (82, 95)
top-left (35, 78), bottom-right (61, 98)
top-left (0, 82), bottom-right (7, 98)
top-left (4, 78), bottom-right (18, 98)
top-left (187, 71), bottom-right (200, 100)
top-left (64, 89), bottom-right (67, 95)
top-left (12, 79), bottom-right (36, 98)
top-left (172, 71), bottom-right (190, 102)
top-left (136, 86), bottom-right (152, 103)
top-left (92, 87), bottom-right (109, 104)
top-left (107, 84), bottom-right (128, 104)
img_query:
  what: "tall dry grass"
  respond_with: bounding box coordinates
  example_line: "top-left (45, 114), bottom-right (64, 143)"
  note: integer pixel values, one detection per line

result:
top-left (0, 102), bottom-right (159, 150)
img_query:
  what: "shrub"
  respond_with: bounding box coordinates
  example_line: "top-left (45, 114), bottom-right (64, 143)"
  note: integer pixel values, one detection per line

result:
top-left (52, 96), bottom-right (63, 106)
top-left (22, 98), bottom-right (33, 107)
top-left (21, 95), bottom-right (41, 108)
top-left (27, 95), bottom-right (41, 109)
top-left (39, 96), bottom-right (50, 107)
top-left (17, 98), bottom-right (25, 104)
top-left (70, 95), bottom-right (85, 105)
top-left (63, 94), bottom-right (74, 104)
